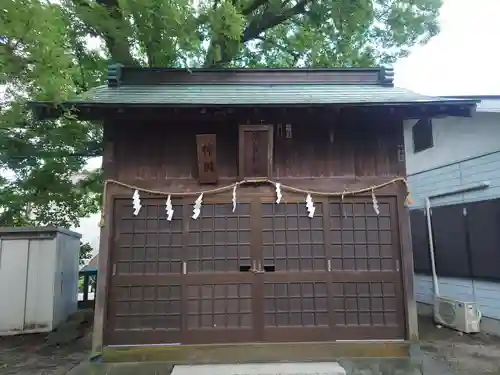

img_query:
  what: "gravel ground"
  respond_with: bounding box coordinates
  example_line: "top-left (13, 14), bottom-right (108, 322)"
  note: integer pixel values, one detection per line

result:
top-left (419, 316), bottom-right (500, 374)
top-left (0, 333), bottom-right (90, 375)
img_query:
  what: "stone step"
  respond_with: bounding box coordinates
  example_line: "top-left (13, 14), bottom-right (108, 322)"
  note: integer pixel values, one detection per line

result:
top-left (101, 341), bottom-right (411, 363)
top-left (171, 362), bottom-right (346, 375)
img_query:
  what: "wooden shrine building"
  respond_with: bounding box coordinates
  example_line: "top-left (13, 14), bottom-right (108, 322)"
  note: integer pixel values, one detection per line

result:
top-left (31, 66), bottom-right (477, 359)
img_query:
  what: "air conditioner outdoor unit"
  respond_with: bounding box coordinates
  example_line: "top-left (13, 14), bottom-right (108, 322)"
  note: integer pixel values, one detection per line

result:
top-left (433, 296), bottom-right (482, 334)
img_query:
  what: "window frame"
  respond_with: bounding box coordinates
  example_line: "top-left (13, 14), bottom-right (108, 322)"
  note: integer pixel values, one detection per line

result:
top-left (412, 118), bottom-right (434, 153)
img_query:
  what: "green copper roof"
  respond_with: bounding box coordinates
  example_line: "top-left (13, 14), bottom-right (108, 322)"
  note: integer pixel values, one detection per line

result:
top-left (71, 84), bottom-right (466, 106)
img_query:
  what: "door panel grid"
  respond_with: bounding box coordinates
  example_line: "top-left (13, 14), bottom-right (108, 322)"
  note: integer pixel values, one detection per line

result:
top-left (107, 198), bottom-right (184, 345)
top-left (264, 282), bottom-right (329, 327)
top-left (262, 202), bottom-right (326, 271)
top-left (187, 283), bottom-right (252, 329)
top-left (187, 203), bottom-right (251, 273)
top-left (115, 200), bottom-right (183, 275)
top-left (331, 282), bottom-right (398, 326)
top-left (107, 196), bottom-right (406, 344)
top-left (330, 200), bottom-right (396, 271)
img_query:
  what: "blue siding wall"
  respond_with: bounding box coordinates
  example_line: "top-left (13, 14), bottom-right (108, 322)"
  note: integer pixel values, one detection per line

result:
top-left (408, 150), bottom-right (500, 208)
top-left (415, 275), bottom-right (500, 320)
top-left (410, 151), bottom-right (500, 321)
top-left (405, 112), bottom-right (500, 322)
top-left (404, 112), bottom-right (500, 175)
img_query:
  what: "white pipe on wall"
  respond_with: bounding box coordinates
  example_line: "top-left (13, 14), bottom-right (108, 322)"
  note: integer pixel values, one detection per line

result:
top-left (425, 197), bottom-right (439, 297)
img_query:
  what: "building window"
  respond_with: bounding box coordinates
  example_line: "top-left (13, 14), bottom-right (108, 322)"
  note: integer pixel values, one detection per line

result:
top-left (412, 118), bottom-right (433, 153)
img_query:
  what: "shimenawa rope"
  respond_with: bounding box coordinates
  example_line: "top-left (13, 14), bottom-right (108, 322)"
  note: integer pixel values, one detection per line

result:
top-left (99, 177), bottom-right (414, 227)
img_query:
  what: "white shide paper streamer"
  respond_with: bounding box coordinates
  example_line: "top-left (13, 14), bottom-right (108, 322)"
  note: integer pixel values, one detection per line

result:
top-left (305, 193), bottom-right (316, 218)
top-left (166, 194), bottom-right (174, 221)
top-left (372, 189), bottom-right (380, 215)
top-left (232, 185), bottom-right (237, 212)
top-left (132, 189), bottom-right (142, 216)
top-left (192, 193), bottom-right (203, 219)
top-left (275, 183), bottom-right (282, 204)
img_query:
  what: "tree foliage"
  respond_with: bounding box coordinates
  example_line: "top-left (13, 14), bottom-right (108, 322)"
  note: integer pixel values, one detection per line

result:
top-left (79, 241), bottom-right (94, 265)
top-left (0, 0), bottom-right (442, 248)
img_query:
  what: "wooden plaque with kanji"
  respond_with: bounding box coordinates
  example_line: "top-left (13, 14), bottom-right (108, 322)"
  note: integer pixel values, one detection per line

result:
top-left (238, 125), bottom-right (273, 179)
top-left (196, 134), bottom-right (218, 184)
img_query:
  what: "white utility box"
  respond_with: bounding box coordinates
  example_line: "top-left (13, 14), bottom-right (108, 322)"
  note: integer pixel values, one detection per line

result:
top-left (434, 295), bottom-right (482, 334)
top-left (0, 227), bottom-right (81, 335)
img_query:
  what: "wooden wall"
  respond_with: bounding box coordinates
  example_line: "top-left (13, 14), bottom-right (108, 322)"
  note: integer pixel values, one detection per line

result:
top-left (107, 109), bottom-right (405, 193)
top-left (92, 108), bottom-right (418, 349)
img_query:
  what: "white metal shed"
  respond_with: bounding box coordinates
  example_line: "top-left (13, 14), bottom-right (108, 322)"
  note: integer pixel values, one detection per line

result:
top-left (0, 227), bottom-right (81, 335)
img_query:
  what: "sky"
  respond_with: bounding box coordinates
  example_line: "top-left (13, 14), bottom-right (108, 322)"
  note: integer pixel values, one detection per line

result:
top-left (3, 0), bottom-right (500, 260)
top-left (394, 0), bottom-right (500, 95)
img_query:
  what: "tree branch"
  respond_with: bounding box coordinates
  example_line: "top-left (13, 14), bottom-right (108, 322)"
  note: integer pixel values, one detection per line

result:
top-left (72, 40), bottom-right (89, 94)
top-left (242, 0), bottom-right (309, 41)
top-left (205, 0), bottom-right (310, 67)
top-left (78, 0), bottom-right (136, 65)
top-left (255, 35), bottom-right (301, 61)
top-left (241, 0), bottom-right (269, 16)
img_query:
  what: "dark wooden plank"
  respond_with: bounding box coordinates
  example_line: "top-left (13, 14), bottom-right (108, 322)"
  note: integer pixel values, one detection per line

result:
top-left (395, 185), bottom-right (417, 341)
top-left (181, 199), bottom-right (190, 340)
top-left (112, 116), bottom-right (402, 184)
top-left (120, 67), bottom-right (382, 86)
top-left (94, 123), bottom-right (117, 353)
top-left (106, 330), bottom-right (183, 346)
top-left (252, 198), bottom-right (265, 342)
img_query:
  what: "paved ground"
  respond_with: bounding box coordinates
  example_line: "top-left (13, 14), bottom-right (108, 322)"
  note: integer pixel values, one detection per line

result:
top-left (2, 316), bottom-right (500, 374)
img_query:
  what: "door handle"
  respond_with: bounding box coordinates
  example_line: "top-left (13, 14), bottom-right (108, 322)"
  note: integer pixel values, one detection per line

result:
top-left (250, 260), bottom-right (258, 273)
top-left (256, 260), bottom-right (265, 274)
top-left (250, 260), bottom-right (264, 274)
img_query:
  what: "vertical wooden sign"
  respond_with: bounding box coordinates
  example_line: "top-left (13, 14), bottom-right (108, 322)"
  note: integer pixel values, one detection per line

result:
top-left (196, 134), bottom-right (218, 184)
top-left (238, 125), bottom-right (273, 179)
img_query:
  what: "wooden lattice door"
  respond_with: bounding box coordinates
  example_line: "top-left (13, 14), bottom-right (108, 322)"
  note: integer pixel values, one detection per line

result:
top-left (257, 199), bottom-right (333, 342)
top-left (107, 195), bottom-right (406, 346)
top-left (328, 197), bottom-right (406, 340)
top-left (182, 199), bottom-right (258, 344)
top-left (106, 198), bottom-right (184, 345)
